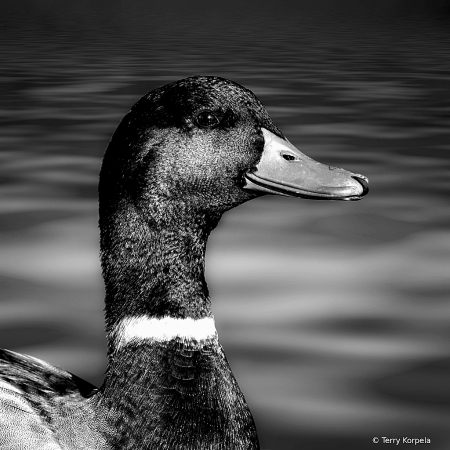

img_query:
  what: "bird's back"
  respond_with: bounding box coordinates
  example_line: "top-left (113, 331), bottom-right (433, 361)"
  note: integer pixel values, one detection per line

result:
top-left (0, 349), bottom-right (107, 449)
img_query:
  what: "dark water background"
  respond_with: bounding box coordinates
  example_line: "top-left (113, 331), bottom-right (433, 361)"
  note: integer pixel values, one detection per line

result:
top-left (1, 1), bottom-right (450, 448)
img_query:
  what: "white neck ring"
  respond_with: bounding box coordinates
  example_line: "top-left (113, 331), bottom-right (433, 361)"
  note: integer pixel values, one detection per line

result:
top-left (112, 316), bottom-right (217, 349)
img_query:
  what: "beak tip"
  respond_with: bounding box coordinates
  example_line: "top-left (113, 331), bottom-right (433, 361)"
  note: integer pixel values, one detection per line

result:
top-left (351, 174), bottom-right (369, 198)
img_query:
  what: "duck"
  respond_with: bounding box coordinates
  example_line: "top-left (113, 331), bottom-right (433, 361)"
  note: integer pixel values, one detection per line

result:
top-left (0, 76), bottom-right (368, 449)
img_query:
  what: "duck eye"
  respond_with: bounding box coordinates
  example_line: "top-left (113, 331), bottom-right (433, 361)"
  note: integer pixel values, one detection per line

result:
top-left (195, 110), bottom-right (220, 128)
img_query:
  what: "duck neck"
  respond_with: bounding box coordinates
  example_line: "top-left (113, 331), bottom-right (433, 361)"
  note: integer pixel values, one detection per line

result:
top-left (100, 198), bottom-right (220, 335)
top-left (96, 198), bottom-right (260, 449)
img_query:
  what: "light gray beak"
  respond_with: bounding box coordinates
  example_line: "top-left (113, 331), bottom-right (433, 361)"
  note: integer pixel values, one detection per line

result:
top-left (244, 128), bottom-right (368, 201)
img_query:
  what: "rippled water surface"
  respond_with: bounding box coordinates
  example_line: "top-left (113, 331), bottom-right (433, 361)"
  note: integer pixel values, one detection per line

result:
top-left (1, 2), bottom-right (450, 449)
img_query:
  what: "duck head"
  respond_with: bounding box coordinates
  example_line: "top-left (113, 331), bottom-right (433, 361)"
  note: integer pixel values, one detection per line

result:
top-left (100, 76), bottom-right (368, 225)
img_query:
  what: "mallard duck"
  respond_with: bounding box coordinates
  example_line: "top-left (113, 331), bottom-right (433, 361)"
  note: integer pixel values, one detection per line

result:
top-left (0, 76), bottom-right (368, 449)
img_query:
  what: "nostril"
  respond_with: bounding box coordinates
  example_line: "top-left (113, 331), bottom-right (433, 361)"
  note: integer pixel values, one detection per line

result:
top-left (351, 174), bottom-right (369, 196)
top-left (282, 153), bottom-right (295, 161)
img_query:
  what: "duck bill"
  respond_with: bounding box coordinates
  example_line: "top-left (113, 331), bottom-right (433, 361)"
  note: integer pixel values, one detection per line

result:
top-left (244, 128), bottom-right (369, 201)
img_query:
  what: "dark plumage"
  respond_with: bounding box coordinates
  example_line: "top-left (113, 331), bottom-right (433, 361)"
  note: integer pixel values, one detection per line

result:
top-left (0, 76), bottom-right (368, 449)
